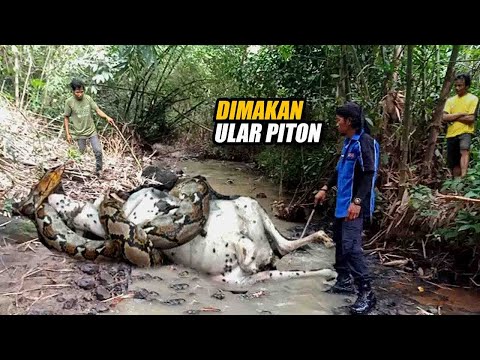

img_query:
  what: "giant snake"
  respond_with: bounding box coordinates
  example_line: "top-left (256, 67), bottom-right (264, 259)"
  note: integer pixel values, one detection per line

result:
top-left (14, 163), bottom-right (232, 267)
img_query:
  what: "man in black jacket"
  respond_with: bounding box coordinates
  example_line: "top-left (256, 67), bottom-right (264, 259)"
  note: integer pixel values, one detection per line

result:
top-left (314, 102), bottom-right (380, 315)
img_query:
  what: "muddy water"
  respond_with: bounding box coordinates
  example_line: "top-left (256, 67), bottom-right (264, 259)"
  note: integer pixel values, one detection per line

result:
top-left (113, 159), bottom-right (353, 315)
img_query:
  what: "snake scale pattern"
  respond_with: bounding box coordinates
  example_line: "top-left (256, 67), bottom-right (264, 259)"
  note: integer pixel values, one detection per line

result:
top-left (15, 165), bottom-right (220, 267)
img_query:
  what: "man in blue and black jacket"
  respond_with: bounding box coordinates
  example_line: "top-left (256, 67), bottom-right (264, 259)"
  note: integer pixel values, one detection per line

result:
top-left (314, 102), bottom-right (380, 315)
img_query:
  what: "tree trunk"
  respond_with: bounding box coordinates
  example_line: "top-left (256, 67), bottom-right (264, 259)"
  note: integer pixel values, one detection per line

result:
top-left (421, 47), bottom-right (427, 123)
top-left (436, 45), bottom-right (441, 89)
top-left (36, 46), bottom-right (52, 104)
top-left (20, 46), bottom-right (33, 111)
top-left (399, 45), bottom-right (414, 198)
top-left (391, 46), bottom-right (402, 89)
top-left (40, 46), bottom-right (59, 114)
top-left (13, 46), bottom-right (20, 107)
top-left (337, 45), bottom-right (350, 104)
top-left (422, 45), bottom-right (461, 176)
top-left (383, 46), bottom-right (403, 93)
top-left (342, 45), bottom-right (351, 101)
top-left (380, 46), bottom-right (403, 150)
top-left (337, 52), bottom-right (346, 104)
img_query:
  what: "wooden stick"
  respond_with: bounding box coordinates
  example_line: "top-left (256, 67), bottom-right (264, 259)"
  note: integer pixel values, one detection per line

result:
top-left (17, 238), bottom-right (39, 250)
top-left (42, 268), bottom-right (74, 273)
top-left (422, 279), bottom-right (454, 291)
top-left (299, 209), bottom-right (315, 239)
top-left (0, 220), bottom-right (12, 227)
top-left (101, 292), bottom-right (134, 303)
top-left (436, 192), bottom-right (480, 203)
top-left (64, 169), bottom-right (93, 178)
top-left (383, 259), bottom-right (409, 267)
top-left (366, 229), bottom-right (387, 247)
top-left (26, 291), bottom-right (62, 313)
top-left (416, 306), bottom-right (434, 315)
top-left (470, 277), bottom-right (480, 287)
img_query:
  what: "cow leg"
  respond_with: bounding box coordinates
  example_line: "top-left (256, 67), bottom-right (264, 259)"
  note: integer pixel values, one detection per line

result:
top-left (240, 268), bottom-right (336, 285)
top-left (255, 201), bottom-right (334, 255)
top-left (272, 230), bottom-right (334, 256)
top-left (234, 197), bottom-right (333, 257)
top-left (210, 268), bottom-right (337, 290)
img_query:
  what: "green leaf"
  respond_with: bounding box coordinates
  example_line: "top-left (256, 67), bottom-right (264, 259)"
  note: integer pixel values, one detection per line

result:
top-left (458, 224), bottom-right (472, 232)
top-left (278, 45), bottom-right (293, 61)
top-left (444, 230), bottom-right (458, 239)
top-left (30, 78), bottom-right (45, 89)
top-left (464, 191), bottom-right (480, 198)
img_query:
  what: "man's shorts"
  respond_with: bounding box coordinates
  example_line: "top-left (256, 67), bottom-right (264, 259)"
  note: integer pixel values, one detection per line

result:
top-left (447, 133), bottom-right (472, 168)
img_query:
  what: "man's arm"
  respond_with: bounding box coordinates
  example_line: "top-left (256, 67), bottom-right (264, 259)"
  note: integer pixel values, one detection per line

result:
top-left (456, 99), bottom-right (479, 125)
top-left (455, 114), bottom-right (476, 125)
top-left (64, 100), bottom-right (73, 143)
top-left (325, 169), bottom-right (338, 190)
top-left (96, 108), bottom-right (114, 125)
top-left (64, 116), bottom-right (72, 143)
top-left (88, 96), bottom-right (114, 125)
top-left (349, 136), bottom-right (376, 219)
top-left (354, 138), bottom-right (375, 205)
top-left (442, 112), bottom-right (467, 122)
top-left (441, 97), bottom-right (468, 123)
top-left (354, 171), bottom-right (375, 204)
top-left (314, 168), bottom-right (337, 206)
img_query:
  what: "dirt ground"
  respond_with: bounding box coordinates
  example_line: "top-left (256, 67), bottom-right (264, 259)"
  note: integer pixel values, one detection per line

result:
top-left (0, 235), bottom-right (133, 315)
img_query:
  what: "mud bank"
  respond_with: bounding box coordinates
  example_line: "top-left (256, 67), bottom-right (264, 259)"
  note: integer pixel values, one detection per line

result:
top-left (0, 239), bottom-right (132, 315)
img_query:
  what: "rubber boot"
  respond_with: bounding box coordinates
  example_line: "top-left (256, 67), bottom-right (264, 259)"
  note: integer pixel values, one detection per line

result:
top-left (327, 274), bottom-right (356, 294)
top-left (350, 281), bottom-right (376, 315)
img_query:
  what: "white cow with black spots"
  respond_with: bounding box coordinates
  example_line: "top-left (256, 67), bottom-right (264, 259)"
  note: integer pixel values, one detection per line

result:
top-left (48, 186), bottom-right (337, 291)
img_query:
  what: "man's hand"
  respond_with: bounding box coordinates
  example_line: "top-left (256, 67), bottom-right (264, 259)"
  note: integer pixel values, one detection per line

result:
top-left (346, 203), bottom-right (361, 221)
top-left (314, 189), bottom-right (327, 207)
top-left (66, 134), bottom-right (73, 144)
top-left (106, 116), bottom-right (115, 125)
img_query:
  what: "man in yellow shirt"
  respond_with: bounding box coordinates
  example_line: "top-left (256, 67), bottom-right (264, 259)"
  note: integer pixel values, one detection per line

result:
top-left (443, 74), bottom-right (479, 178)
